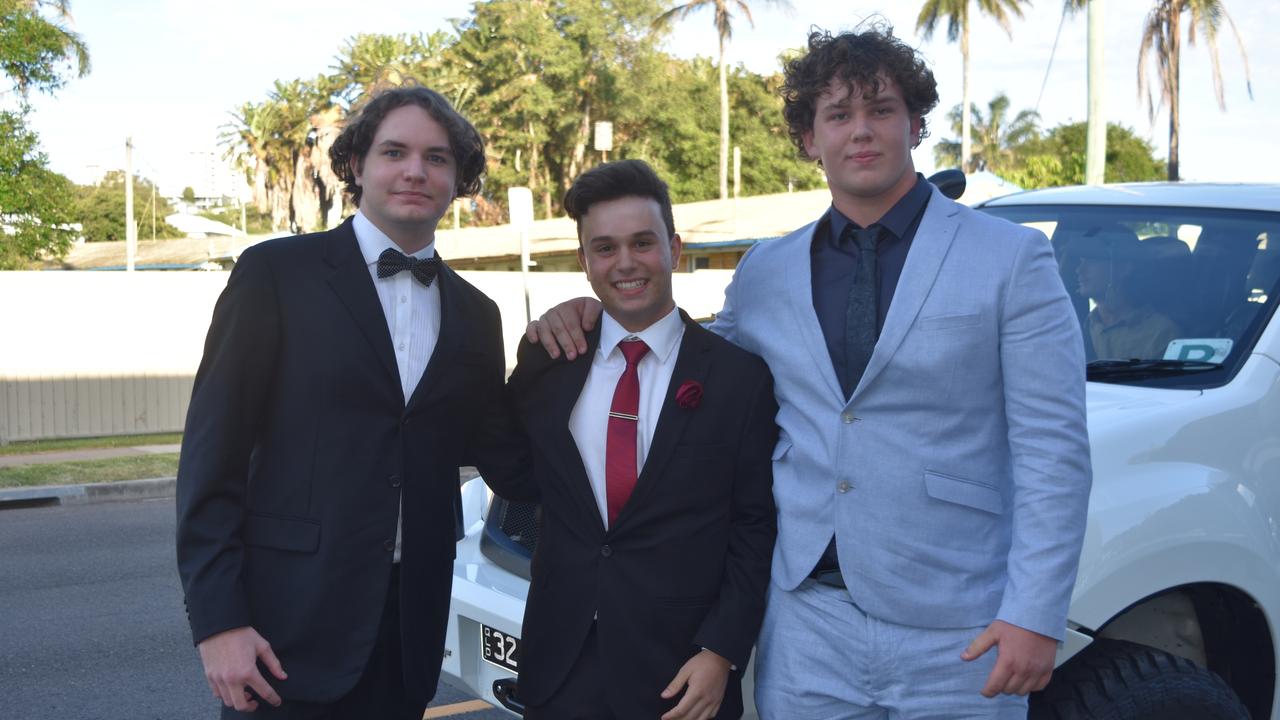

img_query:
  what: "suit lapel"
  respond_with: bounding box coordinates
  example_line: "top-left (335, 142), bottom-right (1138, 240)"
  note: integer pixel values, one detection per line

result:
top-left (784, 220), bottom-right (845, 402)
top-left (323, 219), bottom-right (400, 393)
top-left (539, 328), bottom-right (605, 535)
top-left (853, 187), bottom-right (961, 401)
top-left (611, 311), bottom-right (712, 531)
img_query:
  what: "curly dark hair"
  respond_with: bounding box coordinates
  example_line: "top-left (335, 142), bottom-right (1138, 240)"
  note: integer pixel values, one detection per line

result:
top-left (563, 159), bottom-right (676, 244)
top-left (329, 85), bottom-right (486, 205)
top-left (781, 22), bottom-right (939, 157)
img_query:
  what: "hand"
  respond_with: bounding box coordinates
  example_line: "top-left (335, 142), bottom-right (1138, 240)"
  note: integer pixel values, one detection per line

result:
top-left (961, 619), bottom-right (1057, 697)
top-left (660, 649), bottom-right (732, 720)
top-left (197, 626), bottom-right (288, 712)
top-left (524, 297), bottom-right (602, 361)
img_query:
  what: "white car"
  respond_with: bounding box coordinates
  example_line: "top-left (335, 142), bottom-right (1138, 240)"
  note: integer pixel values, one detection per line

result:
top-left (443, 181), bottom-right (1280, 719)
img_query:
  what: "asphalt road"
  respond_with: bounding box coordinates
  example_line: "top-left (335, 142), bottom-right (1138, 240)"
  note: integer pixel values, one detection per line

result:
top-left (0, 498), bottom-right (511, 720)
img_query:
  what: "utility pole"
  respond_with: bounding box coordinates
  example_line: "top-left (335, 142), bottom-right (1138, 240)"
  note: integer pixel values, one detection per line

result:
top-left (1085, 0), bottom-right (1106, 185)
top-left (125, 137), bottom-right (137, 272)
top-left (150, 182), bottom-right (157, 241)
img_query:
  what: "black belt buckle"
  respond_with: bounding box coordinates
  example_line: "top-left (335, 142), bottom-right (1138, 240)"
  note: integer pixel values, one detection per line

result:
top-left (811, 569), bottom-right (846, 589)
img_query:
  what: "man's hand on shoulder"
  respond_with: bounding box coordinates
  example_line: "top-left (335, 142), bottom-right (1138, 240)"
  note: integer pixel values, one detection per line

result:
top-left (524, 297), bottom-right (602, 360)
top-left (660, 648), bottom-right (731, 720)
top-left (962, 619), bottom-right (1057, 697)
top-left (198, 625), bottom-right (288, 712)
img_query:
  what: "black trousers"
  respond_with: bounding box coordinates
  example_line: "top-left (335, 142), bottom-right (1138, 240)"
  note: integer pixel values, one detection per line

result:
top-left (221, 565), bottom-right (425, 720)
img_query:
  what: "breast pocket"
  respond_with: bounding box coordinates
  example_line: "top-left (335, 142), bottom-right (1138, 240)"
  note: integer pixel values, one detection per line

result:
top-left (923, 470), bottom-right (1003, 515)
top-left (914, 312), bottom-right (984, 332)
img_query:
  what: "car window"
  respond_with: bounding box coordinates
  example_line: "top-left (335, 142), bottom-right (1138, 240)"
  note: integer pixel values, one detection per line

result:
top-left (981, 204), bottom-right (1280, 389)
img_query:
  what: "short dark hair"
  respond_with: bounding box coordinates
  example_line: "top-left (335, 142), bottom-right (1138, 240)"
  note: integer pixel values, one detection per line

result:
top-left (562, 159), bottom-right (676, 243)
top-left (781, 22), bottom-right (939, 157)
top-left (329, 85), bottom-right (486, 205)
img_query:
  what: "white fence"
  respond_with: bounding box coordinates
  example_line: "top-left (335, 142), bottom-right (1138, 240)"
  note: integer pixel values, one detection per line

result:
top-left (0, 269), bottom-right (734, 443)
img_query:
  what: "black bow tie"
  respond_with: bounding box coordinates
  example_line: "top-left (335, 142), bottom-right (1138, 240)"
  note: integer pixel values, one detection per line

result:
top-left (376, 248), bottom-right (441, 287)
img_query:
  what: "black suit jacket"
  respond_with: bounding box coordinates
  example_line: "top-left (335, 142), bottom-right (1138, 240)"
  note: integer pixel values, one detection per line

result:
top-left (494, 311), bottom-right (777, 718)
top-left (175, 218), bottom-right (511, 704)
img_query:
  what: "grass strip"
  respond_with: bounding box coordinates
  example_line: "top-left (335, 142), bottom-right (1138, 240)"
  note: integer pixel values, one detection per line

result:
top-left (0, 433), bottom-right (182, 457)
top-left (0, 454), bottom-right (180, 488)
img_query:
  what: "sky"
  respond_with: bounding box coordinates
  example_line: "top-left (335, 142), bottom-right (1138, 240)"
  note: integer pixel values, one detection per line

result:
top-left (21, 0), bottom-right (1278, 197)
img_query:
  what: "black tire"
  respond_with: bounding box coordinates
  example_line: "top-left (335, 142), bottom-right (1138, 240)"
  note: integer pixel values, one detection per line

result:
top-left (1029, 639), bottom-right (1250, 720)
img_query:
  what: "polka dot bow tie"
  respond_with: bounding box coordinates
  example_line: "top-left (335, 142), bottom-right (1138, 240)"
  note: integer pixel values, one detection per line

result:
top-left (376, 248), bottom-right (442, 287)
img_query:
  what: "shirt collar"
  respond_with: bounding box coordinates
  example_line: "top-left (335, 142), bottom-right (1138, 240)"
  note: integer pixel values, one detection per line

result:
top-left (353, 210), bottom-right (437, 266)
top-left (828, 172), bottom-right (930, 243)
top-left (598, 306), bottom-right (684, 365)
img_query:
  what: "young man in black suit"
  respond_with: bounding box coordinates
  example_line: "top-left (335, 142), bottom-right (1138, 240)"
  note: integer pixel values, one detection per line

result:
top-left (176, 86), bottom-right (521, 719)
top-left (495, 160), bottom-right (777, 720)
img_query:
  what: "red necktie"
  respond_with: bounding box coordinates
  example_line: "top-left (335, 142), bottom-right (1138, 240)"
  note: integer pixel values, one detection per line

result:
top-left (605, 339), bottom-right (650, 527)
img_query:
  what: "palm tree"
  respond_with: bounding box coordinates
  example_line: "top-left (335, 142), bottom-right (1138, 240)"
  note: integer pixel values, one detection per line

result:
top-left (654, 0), bottom-right (791, 200)
top-left (934, 92), bottom-right (1039, 175)
top-left (917, 0), bottom-right (1029, 173)
top-left (1136, 0), bottom-right (1252, 181)
top-left (6, 0), bottom-right (90, 98)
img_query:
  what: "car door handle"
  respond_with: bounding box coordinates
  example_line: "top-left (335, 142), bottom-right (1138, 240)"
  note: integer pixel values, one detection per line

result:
top-left (493, 678), bottom-right (526, 715)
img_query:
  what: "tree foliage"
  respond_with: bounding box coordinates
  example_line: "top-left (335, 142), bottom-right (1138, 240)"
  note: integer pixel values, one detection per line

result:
top-left (936, 93), bottom-right (1167, 189)
top-left (1004, 122), bottom-right (1167, 189)
top-left (219, 0), bottom-right (821, 233)
top-left (1137, 0), bottom-right (1251, 180)
top-left (0, 0), bottom-right (87, 267)
top-left (73, 171), bottom-right (179, 243)
top-left (0, 110), bottom-right (78, 268)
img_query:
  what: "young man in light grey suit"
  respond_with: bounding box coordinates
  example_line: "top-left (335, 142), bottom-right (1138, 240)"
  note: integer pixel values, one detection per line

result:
top-left (528, 23), bottom-right (1091, 718)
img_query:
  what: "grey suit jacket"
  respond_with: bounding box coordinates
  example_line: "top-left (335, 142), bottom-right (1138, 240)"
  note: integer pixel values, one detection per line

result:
top-left (709, 184), bottom-right (1091, 639)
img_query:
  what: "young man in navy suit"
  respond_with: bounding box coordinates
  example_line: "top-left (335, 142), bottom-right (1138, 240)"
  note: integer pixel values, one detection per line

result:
top-left (528, 23), bottom-right (1090, 720)
top-left (492, 160), bottom-right (777, 720)
top-left (177, 86), bottom-right (521, 719)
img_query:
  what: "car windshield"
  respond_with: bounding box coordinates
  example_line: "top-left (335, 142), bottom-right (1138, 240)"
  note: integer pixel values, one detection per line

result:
top-left (980, 203), bottom-right (1280, 389)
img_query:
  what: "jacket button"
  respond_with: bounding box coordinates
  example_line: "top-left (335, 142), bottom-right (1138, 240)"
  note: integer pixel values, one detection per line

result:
top-left (837, 481), bottom-right (852, 493)
top-left (600, 545), bottom-right (613, 558)
top-left (389, 475), bottom-right (401, 488)
top-left (841, 413), bottom-right (855, 424)
top-left (401, 416), bottom-right (411, 426)
top-left (384, 539), bottom-right (395, 552)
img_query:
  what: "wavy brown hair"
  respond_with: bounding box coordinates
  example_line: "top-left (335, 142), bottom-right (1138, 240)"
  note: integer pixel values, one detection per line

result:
top-left (329, 86), bottom-right (486, 205)
top-left (781, 23), bottom-right (939, 157)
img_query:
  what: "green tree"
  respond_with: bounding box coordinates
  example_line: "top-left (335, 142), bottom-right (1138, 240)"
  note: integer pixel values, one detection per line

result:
top-left (1137, 0), bottom-right (1251, 180)
top-left (0, 0), bottom-right (89, 98)
top-left (654, 0), bottom-right (791, 200)
top-left (1004, 122), bottom-right (1167, 189)
top-left (934, 93), bottom-right (1040, 174)
top-left (74, 171), bottom-right (179, 243)
top-left (0, 0), bottom-right (89, 267)
top-left (181, 186), bottom-right (196, 204)
top-left (917, 0), bottom-right (1029, 173)
top-left (0, 110), bottom-right (78, 268)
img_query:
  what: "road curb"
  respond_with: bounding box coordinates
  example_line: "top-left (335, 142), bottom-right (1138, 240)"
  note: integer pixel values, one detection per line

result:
top-left (0, 476), bottom-right (176, 509)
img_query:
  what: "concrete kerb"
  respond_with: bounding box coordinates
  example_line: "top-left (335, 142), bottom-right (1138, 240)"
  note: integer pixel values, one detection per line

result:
top-left (0, 476), bottom-right (176, 509)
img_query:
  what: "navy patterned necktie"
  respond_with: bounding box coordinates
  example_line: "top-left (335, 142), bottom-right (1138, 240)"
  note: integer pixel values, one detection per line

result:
top-left (376, 247), bottom-right (442, 287)
top-left (842, 225), bottom-right (882, 397)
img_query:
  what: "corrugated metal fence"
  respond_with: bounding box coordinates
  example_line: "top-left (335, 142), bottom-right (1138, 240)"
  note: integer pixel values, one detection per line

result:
top-left (0, 374), bottom-right (193, 443)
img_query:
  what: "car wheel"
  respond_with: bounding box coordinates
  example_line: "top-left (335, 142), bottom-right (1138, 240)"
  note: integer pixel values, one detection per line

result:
top-left (1029, 639), bottom-right (1249, 720)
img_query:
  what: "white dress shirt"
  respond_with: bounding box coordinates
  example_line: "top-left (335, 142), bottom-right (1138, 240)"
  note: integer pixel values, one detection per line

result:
top-left (352, 210), bottom-right (441, 403)
top-left (352, 210), bottom-right (442, 562)
top-left (569, 307), bottom-right (685, 529)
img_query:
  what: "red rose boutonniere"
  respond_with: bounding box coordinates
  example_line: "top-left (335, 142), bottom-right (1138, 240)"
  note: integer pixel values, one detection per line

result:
top-left (676, 380), bottom-right (703, 409)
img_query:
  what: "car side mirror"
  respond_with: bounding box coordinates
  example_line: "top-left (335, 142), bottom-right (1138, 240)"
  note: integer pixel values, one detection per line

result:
top-left (928, 169), bottom-right (966, 200)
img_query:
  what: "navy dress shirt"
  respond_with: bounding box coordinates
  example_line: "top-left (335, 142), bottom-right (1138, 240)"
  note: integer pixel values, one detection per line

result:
top-left (810, 174), bottom-right (932, 396)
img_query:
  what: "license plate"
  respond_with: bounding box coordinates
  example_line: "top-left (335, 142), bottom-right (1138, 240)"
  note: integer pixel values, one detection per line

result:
top-left (481, 624), bottom-right (520, 673)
